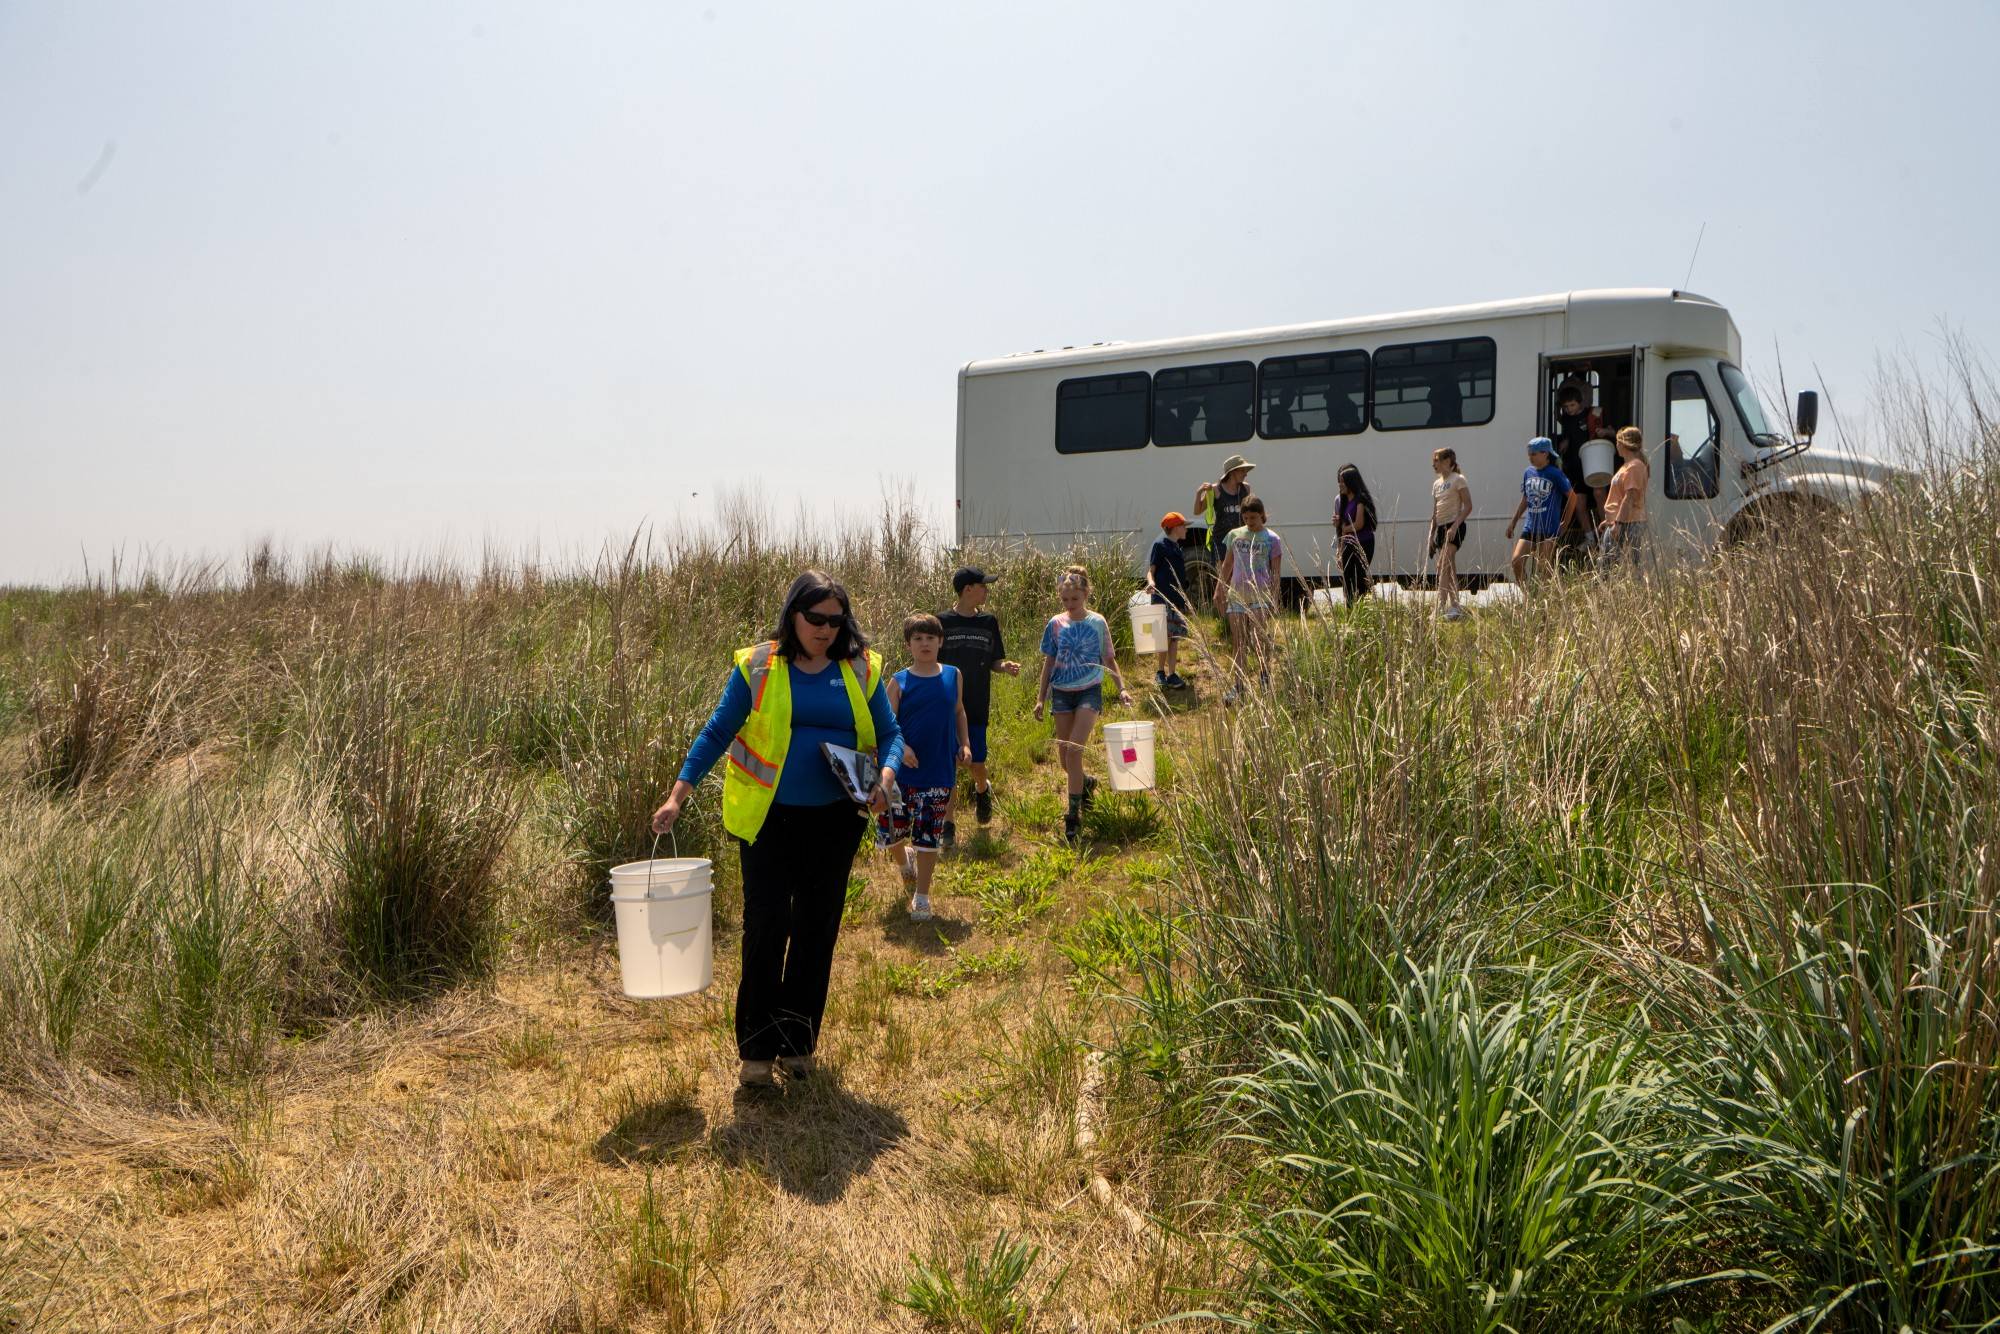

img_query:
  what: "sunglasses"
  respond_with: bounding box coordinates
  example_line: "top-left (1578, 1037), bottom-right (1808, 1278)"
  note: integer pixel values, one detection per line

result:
top-left (796, 608), bottom-right (846, 628)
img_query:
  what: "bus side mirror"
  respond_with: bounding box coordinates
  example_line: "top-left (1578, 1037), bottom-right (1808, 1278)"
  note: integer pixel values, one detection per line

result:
top-left (1795, 390), bottom-right (1818, 442)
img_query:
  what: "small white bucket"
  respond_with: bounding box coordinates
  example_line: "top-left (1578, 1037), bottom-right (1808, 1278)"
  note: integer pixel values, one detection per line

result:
top-left (1129, 601), bottom-right (1169, 656)
top-left (1580, 439), bottom-right (1617, 487)
top-left (607, 858), bottom-right (714, 999)
top-left (1102, 720), bottom-right (1157, 792)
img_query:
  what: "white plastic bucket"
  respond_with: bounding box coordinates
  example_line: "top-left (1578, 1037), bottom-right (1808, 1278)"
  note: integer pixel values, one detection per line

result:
top-left (1129, 601), bottom-right (1169, 656)
top-left (607, 858), bottom-right (714, 999)
top-left (1580, 439), bottom-right (1617, 487)
top-left (1102, 720), bottom-right (1157, 792)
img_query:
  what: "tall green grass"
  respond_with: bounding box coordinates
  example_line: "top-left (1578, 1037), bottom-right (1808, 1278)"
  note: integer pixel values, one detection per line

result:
top-left (0, 500), bottom-right (1133, 1103)
top-left (1221, 956), bottom-right (1676, 1332)
top-left (0, 791), bottom-right (285, 1101)
top-left (1139, 350), bottom-right (2000, 1327)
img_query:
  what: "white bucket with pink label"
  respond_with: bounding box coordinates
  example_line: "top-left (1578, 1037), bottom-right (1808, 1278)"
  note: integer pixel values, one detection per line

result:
top-left (1102, 720), bottom-right (1157, 792)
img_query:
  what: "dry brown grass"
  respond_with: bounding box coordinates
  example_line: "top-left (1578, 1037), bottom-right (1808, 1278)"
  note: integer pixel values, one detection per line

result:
top-left (0, 711), bottom-right (1224, 1332)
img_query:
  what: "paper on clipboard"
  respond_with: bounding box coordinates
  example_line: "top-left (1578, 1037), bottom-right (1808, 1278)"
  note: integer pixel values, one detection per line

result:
top-left (820, 742), bottom-right (881, 806)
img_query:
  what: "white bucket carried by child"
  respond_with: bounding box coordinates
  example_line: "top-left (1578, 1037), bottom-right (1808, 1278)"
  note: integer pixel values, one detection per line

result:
top-left (1102, 720), bottom-right (1157, 792)
top-left (1128, 592), bottom-right (1169, 657)
top-left (608, 856), bottom-right (714, 999)
top-left (1580, 438), bottom-right (1617, 487)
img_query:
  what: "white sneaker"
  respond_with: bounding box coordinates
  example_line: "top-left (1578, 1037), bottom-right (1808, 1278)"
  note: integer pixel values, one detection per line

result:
top-left (909, 893), bottom-right (933, 922)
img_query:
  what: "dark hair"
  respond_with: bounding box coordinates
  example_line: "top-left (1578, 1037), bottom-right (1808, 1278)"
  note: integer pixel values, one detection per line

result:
top-left (902, 612), bottom-right (944, 641)
top-left (1337, 464), bottom-right (1377, 519)
top-left (1240, 494), bottom-right (1266, 516)
top-left (772, 569), bottom-right (868, 661)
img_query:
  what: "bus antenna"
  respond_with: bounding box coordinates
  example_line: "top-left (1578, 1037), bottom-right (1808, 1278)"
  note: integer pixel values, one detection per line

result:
top-left (1682, 221), bottom-right (1707, 292)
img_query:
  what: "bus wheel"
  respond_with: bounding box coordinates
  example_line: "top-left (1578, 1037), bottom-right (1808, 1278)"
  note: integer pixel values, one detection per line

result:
top-left (1726, 494), bottom-right (1827, 547)
top-left (1185, 550), bottom-right (1219, 605)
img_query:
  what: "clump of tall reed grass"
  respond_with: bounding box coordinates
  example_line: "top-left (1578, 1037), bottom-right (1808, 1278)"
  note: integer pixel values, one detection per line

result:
top-left (1220, 956), bottom-right (1678, 1332)
top-left (0, 789), bottom-right (289, 1102)
top-left (26, 637), bottom-right (215, 794)
top-left (307, 652), bottom-right (517, 998)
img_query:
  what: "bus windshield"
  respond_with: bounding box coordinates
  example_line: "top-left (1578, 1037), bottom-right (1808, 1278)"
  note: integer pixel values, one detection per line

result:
top-left (1718, 362), bottom-right (1782, 446)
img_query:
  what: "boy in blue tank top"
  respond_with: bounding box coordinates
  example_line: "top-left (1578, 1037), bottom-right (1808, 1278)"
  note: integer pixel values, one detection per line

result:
top-left (877, 613), bottom-right (971, 921)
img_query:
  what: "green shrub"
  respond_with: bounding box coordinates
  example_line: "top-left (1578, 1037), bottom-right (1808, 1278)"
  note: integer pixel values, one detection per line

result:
top-left (894, 1231), bottom-right (1054, 1333)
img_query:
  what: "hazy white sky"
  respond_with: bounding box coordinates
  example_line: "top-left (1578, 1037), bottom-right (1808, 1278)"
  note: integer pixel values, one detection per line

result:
top-left (3, 0), bottom-right (1996, 584)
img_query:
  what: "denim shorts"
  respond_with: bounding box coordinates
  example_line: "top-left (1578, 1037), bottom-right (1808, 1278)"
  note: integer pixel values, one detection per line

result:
top-left (1050, 683), bottom-right (1103, 714)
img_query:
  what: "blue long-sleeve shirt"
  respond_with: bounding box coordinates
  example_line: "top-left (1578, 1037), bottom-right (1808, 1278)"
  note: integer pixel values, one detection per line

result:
top-left (679, 658), bottom-right (904, 807)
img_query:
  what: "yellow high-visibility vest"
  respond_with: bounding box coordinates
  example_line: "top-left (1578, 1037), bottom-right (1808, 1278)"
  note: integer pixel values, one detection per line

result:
top-left (721, 641), bottom-right (882, 844)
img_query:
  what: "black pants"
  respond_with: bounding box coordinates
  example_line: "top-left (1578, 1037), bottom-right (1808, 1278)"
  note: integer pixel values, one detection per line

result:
top-left (735, 800), bottom-right (865, 1061)
top-left (1340, 534), bottom-right (1375, 606)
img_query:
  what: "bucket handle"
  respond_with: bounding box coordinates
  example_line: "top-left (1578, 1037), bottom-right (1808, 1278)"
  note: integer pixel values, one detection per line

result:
top-left (645, 827), bottom-right (681, 896)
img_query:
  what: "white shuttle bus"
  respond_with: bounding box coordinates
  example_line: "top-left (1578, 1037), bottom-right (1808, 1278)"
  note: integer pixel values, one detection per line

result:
top-left (955, 289), bottom-right (1897, 589)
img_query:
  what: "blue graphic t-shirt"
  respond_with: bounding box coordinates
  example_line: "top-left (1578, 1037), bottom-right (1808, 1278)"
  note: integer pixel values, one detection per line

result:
top-left (1520, 463), bottom-right (1573, 535)
top-left (1039, 611), bottom-right (1112, 691)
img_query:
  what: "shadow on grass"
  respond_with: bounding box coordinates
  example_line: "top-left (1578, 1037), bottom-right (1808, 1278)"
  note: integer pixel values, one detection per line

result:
top-left (873, 909), bottom-right (975, 954)
top-left (1143, 683), bottom-right (1205, 714)
top-left (594, 1098), bottom-right (708, 1167)
top-left (953, 827), bottom-right (1011, 862)
top-left (711, 1069), bottom-right (910, 1205)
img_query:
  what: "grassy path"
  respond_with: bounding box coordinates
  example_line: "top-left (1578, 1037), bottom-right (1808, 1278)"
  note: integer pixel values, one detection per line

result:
top-left (0, 656), bottom-right (1224, 1332)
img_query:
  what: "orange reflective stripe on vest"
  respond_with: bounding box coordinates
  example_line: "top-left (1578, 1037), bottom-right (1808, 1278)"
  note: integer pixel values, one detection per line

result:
top-left (726, 735), bottom-right (778, 788)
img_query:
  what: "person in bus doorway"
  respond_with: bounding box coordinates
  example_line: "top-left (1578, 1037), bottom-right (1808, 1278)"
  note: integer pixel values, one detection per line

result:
top-left (1597, 427), bottom-right (1651, 568)
top-left (1195, 454), bottom-right (1255, 574)
top-left (1213, 495), bottom-right (1283, 704)
top-left (1334, 464), bottom-right (1377, 607)
top-left (1552, 384), bottom-right (1602, 540)
top-left (1146, 512), bottom-right (1193, 690)
top-left (652, 571), bottom-right (903, 1092)
top-left (1429, 448), bottom-right (1473, 621)
top-left (1506, 437), bottom-right (1578, 589)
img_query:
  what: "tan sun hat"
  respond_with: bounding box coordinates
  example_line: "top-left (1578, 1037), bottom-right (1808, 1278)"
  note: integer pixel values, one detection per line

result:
top-left (1218, 453), bottom-right (1256, 478)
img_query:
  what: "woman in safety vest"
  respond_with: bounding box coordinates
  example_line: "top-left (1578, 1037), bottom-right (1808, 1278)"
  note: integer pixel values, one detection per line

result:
top-left (652, 570), bottom-right (903, 1091)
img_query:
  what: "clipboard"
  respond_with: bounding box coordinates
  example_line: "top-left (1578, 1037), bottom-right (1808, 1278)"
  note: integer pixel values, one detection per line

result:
top-left (820, 742), bottom-right (883, 807)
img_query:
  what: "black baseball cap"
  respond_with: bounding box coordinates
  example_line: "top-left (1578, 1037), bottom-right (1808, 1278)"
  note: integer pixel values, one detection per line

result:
top-left (952, 566), bottom-right (997, 593)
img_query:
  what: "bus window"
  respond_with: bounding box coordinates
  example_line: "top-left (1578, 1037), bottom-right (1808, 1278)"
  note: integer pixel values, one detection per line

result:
top-left (1372, 338), bottom-right (1495, 430)
top-left (1152, 361), bottom-right (1254, 446)
top-left (1665, 371), bottom-right (1721, 499)
top-left (1056, 372), bottom-right (1151, 454)
top-left (1259, 350), bottom-right (1368, 438)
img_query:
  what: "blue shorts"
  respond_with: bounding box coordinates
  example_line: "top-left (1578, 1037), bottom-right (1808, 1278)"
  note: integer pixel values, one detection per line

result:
top-left (1519, 526), bottom-right (1559, 545)
top-left (967, 722), bottom-right (988, 764)
top-left (1050, 683), bottom-right (1103, 715)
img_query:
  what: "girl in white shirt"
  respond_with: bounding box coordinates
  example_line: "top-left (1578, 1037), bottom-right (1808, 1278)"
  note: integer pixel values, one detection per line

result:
top-left (1429, 449), bottom-right (1473, 620)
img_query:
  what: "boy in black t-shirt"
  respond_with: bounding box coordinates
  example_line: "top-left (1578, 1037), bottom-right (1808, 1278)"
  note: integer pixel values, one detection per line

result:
top-left (1147, 512), bottom-right (1193, 690)
top-left (938, 567), bottom-right (1021, 841)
